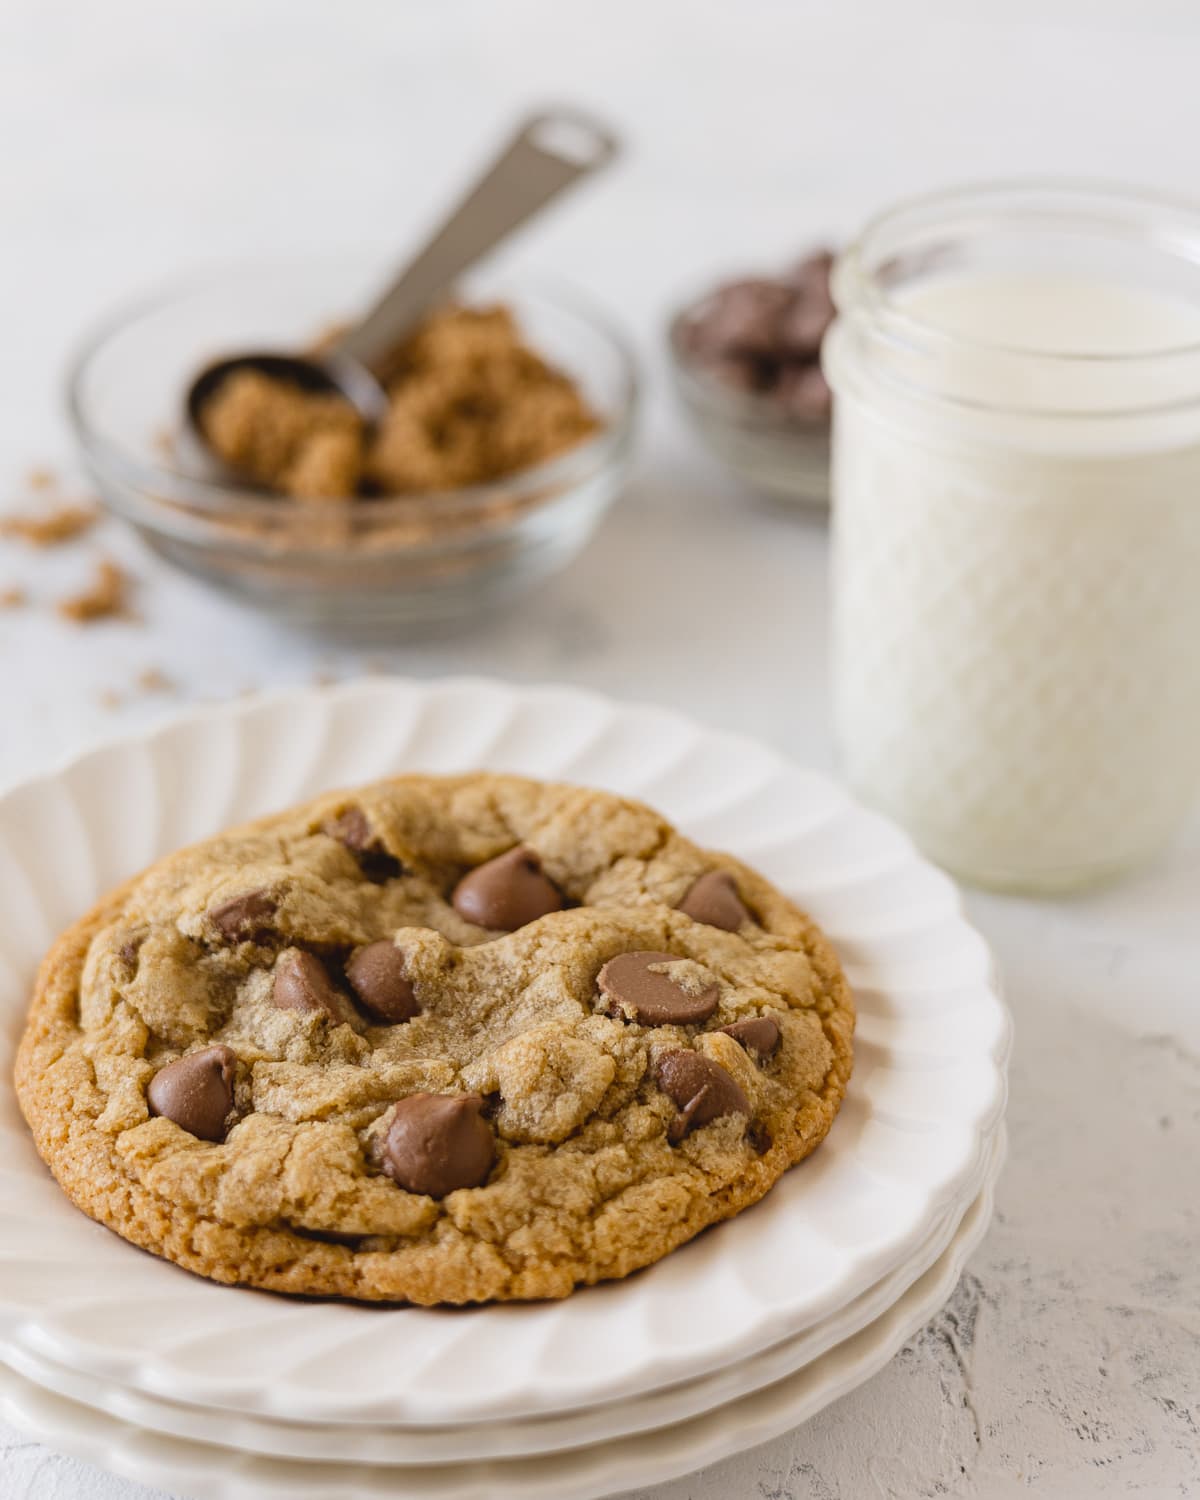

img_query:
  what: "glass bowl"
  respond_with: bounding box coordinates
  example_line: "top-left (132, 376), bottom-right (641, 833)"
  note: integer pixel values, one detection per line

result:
top-left (666, 303), bottom-right (829, 507)
top-left (66, 259), bottom-right (638, 628)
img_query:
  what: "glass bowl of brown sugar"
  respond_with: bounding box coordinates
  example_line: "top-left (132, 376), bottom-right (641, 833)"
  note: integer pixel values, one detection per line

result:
top-left (66, 257), bottom-right (638, 629)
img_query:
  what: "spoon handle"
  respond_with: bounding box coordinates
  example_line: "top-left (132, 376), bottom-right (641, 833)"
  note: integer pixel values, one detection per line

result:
top-left (335, 109), bottom-right (620, 373)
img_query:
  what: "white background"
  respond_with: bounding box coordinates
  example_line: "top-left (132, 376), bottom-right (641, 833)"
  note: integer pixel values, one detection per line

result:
top-left (1, 2), bottom-right (1198, 1496)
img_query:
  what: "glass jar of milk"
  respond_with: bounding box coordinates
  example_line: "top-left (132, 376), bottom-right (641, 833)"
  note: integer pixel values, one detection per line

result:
top-left (823, 183), bottom-right (1200, 892)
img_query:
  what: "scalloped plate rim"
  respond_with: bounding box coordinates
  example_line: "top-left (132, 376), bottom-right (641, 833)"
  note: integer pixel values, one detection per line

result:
top-left (0, 1161), bottom-right (1001, 1500)
top-left (0, 1128), bottom-right (1006, 1464)
top-left (0, 676), bottom-right (1011, 1427)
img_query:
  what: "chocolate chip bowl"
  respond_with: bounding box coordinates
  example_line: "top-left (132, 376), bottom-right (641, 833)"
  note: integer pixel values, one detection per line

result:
top-left (67, 259), bottom-right (637, 628)
top-left (668, 248), bottom-right (836, 506)
top-left (15, 771), bottom-right (853, 1306)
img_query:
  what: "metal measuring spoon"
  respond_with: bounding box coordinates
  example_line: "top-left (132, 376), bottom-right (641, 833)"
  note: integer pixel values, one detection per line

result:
top-left (185, 108), bottom-right (619, 486)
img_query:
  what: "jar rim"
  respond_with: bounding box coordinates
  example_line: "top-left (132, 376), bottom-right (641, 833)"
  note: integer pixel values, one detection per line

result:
top-left (834, 177), bottom-right (1200, 367)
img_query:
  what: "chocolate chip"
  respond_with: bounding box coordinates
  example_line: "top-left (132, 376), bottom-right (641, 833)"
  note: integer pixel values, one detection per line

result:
top-left (776, 363), bottom-right (832, 423)
top-left (777, 251), bottom-right (836, 358)
top-left (273, 949), bottom-right (351, 1022)
top-left (326, 808), bottom-right (403, 882)
top-left (778, 295), bottom-right (835, 361)
top-left (346, 940), bottom-right (420, 1023)
top-left (680, 248), bottom-right (836, 423)
top-left (677, 871), bottom-right (751, 932)
top-left (721, 1015), bottom-right (782, 1063)
top-left (147, 1045), bottom-right (237, 1142)
top-left (692, 279), bottom-right (794, 359)
top-left (748, 1122), bottom-right (773, 1155)
top-left (118, 938), bottom-right (140, 968)
top-left (694, 352), bottom-right (768, 392)
top-left (451, 845), bottom-right (563, 931)
top-left (382, 1093), bottom-right (495, 1197)
top-left (209, 889), bottom-right (277, 943)
top-left (654, 1049), bottom-right (749, 1143)
top-left (327, 806), bottom-right (372, 850)
top-left (598, 951), bottom-right (719, 1027)
top-left (783, 247), bottom-right (836, 292)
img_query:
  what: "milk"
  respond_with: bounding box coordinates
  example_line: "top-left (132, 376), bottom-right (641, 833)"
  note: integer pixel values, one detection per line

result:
top-left (827, 265), bottom-right (1200, 890)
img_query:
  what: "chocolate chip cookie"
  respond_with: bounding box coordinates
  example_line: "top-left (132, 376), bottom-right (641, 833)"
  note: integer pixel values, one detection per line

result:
top-left (15, 774), bottom-right (853, 1304)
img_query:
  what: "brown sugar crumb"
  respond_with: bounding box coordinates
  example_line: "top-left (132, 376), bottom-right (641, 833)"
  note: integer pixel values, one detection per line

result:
top-left (57, 560), bottom-right (132, 624)
top-left (0, 585), bottom-right (27, 609)
top-left (1, 502), bottom-right (99, 546)
top-left (196, 303), bottom-right (599, 500)
top-left (98, 688), bottom-right (122, 711)
top-left (199, 370), bottom-right (364, 499)
top-left (26, 466), bottom-right (57, 491)
top-left (137, 667), bottom-right (175, 695)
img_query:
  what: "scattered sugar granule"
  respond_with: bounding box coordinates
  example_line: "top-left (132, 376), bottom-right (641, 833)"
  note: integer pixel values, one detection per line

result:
top-left (2, 502), bottom-right (99, 546)
top-left (57, 560), bottom-right (132, 623)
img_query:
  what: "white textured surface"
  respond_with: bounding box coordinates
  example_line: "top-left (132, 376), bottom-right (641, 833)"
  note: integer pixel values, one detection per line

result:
top-left (1, 1), bottom-right (1198, 1496)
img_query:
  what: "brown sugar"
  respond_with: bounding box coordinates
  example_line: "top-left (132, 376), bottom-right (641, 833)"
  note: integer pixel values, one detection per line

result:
top-left (199, 369), bottom-right (364, 499)
top-left (136, 666), bottom-right (175, 694)
top-left (0, 585), bottom-right (27, 609)
top-left (197, 304), bottom-right (599, 500)
top-left (1, 502), bottom-right (99, 546)
top-left (57, 560), bottom-right (132, 623)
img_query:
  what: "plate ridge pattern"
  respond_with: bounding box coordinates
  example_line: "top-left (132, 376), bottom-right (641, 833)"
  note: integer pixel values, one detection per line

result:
top-left (0, 678), bottom-right (1010, 1427)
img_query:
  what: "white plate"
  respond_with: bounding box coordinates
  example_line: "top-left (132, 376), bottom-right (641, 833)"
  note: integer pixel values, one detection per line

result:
top-left (0, 1162), bottom-right (999, 1500)
top-left (0, 678), bottom-right (1009, 1427)
top-left (3, 1126), bottom-right (1005, 1465)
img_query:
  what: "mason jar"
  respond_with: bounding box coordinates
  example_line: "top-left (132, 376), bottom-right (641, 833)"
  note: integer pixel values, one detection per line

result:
top-left (823, 182), bottom-right (1200, 893)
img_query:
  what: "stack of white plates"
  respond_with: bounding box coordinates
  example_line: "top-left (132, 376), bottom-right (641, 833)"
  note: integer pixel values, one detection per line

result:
top-left (0, 679), bottom-right (1010, 1500)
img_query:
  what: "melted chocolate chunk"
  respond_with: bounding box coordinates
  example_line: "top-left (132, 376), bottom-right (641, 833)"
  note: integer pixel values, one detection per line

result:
top-left (720, 1015), bottom-right (782, 1063)
top-left (293, 1226), bottom-right (365, 1249)
top-left (326, 808), bottom-right (403, 882)
top-left (147, 1045), bottom-right (237, 1142)
top-left (598, 951), bottom-right (719, 1027)
top-left (654, 1049), bottom-right (749, 1143)
top-left (273, 949), bottom-right (352, 1023)
top-left (677, 871), bottom-right (751, 932)
top-left (327, 806), bottom-right (372, 851)
top-left (451, 845), bottom-right (563, 931)
top-left (208, 889), bottom-right (277, 943)
top-left (748, 1122), bottom-right (773, 1155)
top-left (382, 1093), bottom-right (495, 1197)
top-left (346, 940), bottom-right (420, 1023)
